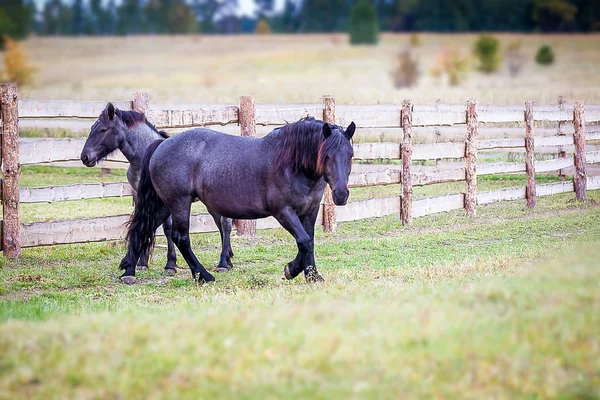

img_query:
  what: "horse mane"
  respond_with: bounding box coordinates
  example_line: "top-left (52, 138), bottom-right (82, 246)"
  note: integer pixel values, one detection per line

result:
top-left (272, 117), bottom-right (346, 175)
top-left (102, 108), bottom-right (169, 138)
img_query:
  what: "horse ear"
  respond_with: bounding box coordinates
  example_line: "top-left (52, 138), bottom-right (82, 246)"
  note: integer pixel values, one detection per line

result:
top-left (322, 123), bottom-right (332, 139)
top-left (107, 103), bottom-right (115, 120)
top-left (344, 122), bottom-right (356, 139)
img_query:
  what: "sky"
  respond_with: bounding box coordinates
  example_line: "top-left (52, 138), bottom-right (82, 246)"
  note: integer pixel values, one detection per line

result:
top-left (32, 0), bottom-right (286, 17)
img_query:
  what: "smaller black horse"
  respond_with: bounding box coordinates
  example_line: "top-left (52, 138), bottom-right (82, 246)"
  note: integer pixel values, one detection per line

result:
top-left (120, 117), bottom-right (355, 284)
top-left (79, 104), bottom-right (183, 275)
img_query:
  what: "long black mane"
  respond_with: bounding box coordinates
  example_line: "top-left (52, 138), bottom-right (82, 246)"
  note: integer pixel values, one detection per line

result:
top-left (272, 117), bottom-right (347, 175)
top-left (101, 108), bottom-right (168, 138)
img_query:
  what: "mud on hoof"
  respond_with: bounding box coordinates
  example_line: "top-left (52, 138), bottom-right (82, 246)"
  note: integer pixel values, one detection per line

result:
top-left (164, 268), bottom-right (177, 276)
top-left (136, 265), bottom-right (149, 271)
top-left (215, 266), bottom-right (230, 273)
top-left (194, 273), bottom-right (216, 284)
top-left (121, 275), bottom-right (137, 285)
top-left (305, 268), bottom-right (325, 283)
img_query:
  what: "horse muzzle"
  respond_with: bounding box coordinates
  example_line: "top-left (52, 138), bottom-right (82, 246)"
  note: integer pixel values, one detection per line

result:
top-left (80, 152), bottom-right (97, 167)
top-left (332, 188), bottom-right (349, 206)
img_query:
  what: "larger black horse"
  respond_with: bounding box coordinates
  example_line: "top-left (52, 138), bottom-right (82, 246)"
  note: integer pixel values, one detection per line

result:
top-left (120, 113), bottom-right (356, 284)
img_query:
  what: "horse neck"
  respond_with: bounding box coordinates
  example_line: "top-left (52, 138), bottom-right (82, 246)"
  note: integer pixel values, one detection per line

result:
top-left (119, 123), bottom-right (163, 170)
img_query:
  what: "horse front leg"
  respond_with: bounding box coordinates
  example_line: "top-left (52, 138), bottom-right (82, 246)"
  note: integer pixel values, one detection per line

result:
top-left (275, 207), bottom-right (318, 281)
top-left (300, 208), bottom-right (324, 283)
top-left (162, 216), bottom-right (177, 276)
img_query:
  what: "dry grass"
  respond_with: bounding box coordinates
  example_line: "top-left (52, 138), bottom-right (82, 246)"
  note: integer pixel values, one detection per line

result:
top-left (7, 33), bottom-right (600, 105)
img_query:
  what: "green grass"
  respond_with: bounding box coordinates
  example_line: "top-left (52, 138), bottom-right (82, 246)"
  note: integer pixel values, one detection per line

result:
top-left (0, 189), bottom-right (599, 398)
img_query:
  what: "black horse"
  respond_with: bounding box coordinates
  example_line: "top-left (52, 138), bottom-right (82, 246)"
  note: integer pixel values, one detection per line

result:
top-left (80, 103), bottom-right (181, 275)
top-left (120, 116), bottom-right (355, 284)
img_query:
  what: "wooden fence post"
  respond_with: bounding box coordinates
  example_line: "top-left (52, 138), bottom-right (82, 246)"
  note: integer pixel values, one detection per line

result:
top-left (465, 99), bottom-right (478, 217)
top-left (322, 95), bottom-right (337, 233)
top-left (557, 96), bottom-right (566, 181)
top-left (573, 101), bottom-right (587, 200)
top-left (236, 96), bottom-right (257, 236)
top-left (133, 92), bottom-right (150, 114)
top-left (525, 101), bottom-right (536, 208)
top-left (401, 99), bottom-right (413, 225)
top-left (1, 83), bottom-right (21, 258)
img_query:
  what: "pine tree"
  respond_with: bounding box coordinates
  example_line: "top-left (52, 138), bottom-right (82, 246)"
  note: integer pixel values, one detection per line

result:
top-left (349, 0), bottom-right (379, 45)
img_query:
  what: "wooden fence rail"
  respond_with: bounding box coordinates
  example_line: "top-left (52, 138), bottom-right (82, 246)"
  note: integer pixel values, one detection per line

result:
top-left (3, 85), bottom-right (600, 255)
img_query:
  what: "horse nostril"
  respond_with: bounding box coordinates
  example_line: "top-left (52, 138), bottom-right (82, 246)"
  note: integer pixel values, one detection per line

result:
top-left (81, 154), bottom-right (88, 163)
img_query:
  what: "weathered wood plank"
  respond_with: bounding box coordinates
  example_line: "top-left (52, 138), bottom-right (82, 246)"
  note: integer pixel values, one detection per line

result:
top-left (19, 100), bottom-right (131, 119)
top-left (589, 131), bottom-right (600, 141)
top-left (147, 105), bottom-right (239, 128)
top-left (535, 156), bottom-right (574, 172)
top-left (255, 104), bottom-right (322, 126)
top-left (413, 193), bottom-right (465, 217)
top-left (19, 138), bottom-right (127, 165)
top-left (336, 196), bottom-right (400, 222)
top-left (413, 142), bottom-right (465, 160)
top-left (478, 162), bottom-right (526, 175)
top-left (477, 186), bottom-right (526, 205)
top-left (19, 118), bottom-right (93, 131)
top-left (588, 175), bottom-right (600, 190)
top-left (20, 182), bottom-right (133, 203)
top-left (478, 105), bottom-right (523, 123)
top-left (348, 168), bottom-right (465, 188)
top-left (536, 136), bottom-right (574, 147)
top-left (353, 142), bottom-right (399, 160)
top-left (586, 151), bottom-right (600, 164)
top-left (536, 181), bottom-right (573, 196)
top-left (412, 105), bottom-right (466, 126)
top-left (414, 168), bottom-right (465, 186)
top-left (478, 138), bottom-right (523, 150)
top-left (336, 105), bottom-right (400, 128)
top-left (348, 170), bottom-right (400, 187)
top-left (21, 215), bottom-right (131, 247)
top-left (21, 212), bottom-right (221, 247)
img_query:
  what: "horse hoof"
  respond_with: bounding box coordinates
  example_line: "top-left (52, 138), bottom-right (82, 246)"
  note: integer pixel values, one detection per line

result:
top-left (215, 266), bottom-right (229, 273)
top-left (284, 264), bottom-right (294, 280)
top-left (164, 268), bottom-right (177, 276)
top-left (121, 276), bottom-right (137, 285)
top-left (136, 265), bottom-right (149, 271)
top-left (306, 272), bottom-right (325, 283)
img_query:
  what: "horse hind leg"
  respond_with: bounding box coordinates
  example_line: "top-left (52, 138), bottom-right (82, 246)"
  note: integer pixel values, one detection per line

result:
top-left (162, 216), bottom-right (177, 276)
top-left (211, 213), bottom-right (235, 272)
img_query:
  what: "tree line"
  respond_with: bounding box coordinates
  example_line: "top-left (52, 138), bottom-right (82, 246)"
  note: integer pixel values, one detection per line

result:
top-left (1, 0), bottom-right (599, 40)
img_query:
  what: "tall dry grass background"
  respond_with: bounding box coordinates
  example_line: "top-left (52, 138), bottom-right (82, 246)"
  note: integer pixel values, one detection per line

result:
top-left (4, 33), bottom-right (599, 105)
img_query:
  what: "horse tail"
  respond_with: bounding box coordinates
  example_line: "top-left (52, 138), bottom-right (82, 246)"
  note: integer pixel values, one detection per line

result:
top-left (120, 139), bottom-right (165, 271)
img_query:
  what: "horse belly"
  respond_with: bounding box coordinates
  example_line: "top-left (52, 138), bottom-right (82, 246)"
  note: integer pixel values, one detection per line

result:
top-left (198, 179), bottom-right (270, 220)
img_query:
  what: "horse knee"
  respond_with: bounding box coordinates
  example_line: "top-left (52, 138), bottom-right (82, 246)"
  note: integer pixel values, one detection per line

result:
top-left (297, 238), bottom-right (313, 254)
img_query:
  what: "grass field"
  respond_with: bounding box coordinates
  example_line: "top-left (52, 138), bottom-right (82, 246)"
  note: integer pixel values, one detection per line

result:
top-left (1, 33), bottom-right (600, 398)
top-left (1, 190), bottom-right (599, 398)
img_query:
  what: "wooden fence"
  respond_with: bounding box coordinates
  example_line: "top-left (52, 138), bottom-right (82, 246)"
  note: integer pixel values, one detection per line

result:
top-left (1, 82), bottom-right (600, 258)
